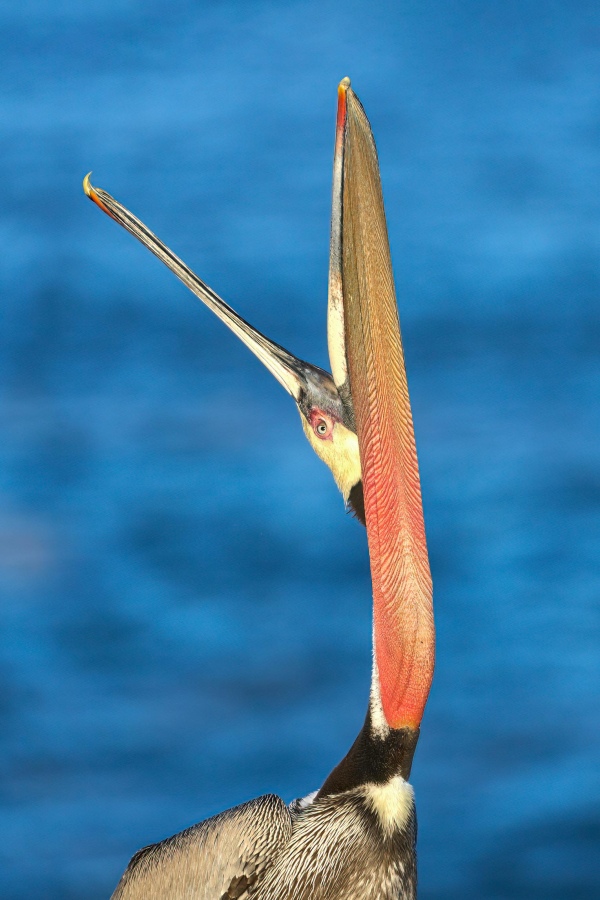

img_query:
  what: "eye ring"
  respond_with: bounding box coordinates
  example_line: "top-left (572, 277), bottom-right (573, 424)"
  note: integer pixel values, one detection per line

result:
top-left (315, 419), bottom-right (329, 436)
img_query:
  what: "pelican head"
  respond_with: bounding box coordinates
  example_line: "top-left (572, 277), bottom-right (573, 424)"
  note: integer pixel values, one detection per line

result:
top-left (83, 78), bottom-right (422, 540)
top-left (83, 170), bottom-right (363, 520)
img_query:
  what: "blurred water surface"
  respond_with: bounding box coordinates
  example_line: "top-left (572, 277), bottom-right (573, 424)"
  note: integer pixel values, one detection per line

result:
top-left (1, 1), bottom-right (599, 897)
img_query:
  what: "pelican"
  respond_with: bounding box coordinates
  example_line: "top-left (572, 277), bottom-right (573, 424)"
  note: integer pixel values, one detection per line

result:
top-left (86, 78), bottom-right (435, 899)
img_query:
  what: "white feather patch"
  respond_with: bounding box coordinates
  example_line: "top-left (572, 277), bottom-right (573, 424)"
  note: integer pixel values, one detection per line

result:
top-left (296, 790), bottom-right (317, 810)
top-left (363, 776), bottom-right (414, 836)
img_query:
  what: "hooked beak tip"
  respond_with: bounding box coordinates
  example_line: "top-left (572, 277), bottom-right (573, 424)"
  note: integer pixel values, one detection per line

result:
top-left (83, 172), bottom-right (93, 197)
top-left (83, 172), bottom-right (114, 218)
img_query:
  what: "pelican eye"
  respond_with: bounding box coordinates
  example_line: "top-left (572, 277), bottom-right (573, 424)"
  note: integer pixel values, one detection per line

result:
top-left (315, 419), bottom-right (329, 436)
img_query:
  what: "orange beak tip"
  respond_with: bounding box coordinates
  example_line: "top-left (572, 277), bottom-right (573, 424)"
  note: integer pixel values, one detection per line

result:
top-left (336, 78), bottom-right (350, 134)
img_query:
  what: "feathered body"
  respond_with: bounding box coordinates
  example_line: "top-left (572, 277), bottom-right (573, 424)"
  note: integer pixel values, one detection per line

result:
top-left (111, 715), bottom-right (418, 900)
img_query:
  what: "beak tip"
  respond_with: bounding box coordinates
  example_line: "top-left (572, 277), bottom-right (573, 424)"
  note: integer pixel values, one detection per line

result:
top-left (336, 78), bottom-right (351, 134)
top-left (82, 173), bottom-right (114, 219)
top-left (83, 172), bottom-right (93, 198)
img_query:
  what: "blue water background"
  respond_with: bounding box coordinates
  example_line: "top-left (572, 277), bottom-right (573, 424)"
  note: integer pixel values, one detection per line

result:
top-left (1, 1), bottom-right (599, 897)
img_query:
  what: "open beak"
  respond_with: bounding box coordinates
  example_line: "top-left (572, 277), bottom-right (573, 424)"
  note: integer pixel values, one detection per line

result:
top-left (336, 79), bottom-right (435, 731)
top-left (83, 173), bottom-right (329, 403)
top-left (83, 80), bottom-right (434, 729)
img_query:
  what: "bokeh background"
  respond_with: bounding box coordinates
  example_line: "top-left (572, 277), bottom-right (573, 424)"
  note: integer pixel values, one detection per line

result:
top-left (2, 1), bottom-right (599, 897)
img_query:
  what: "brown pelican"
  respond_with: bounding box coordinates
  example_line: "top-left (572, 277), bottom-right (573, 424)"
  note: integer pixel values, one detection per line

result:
top-left (86, 78), bottom-right (435, 899)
